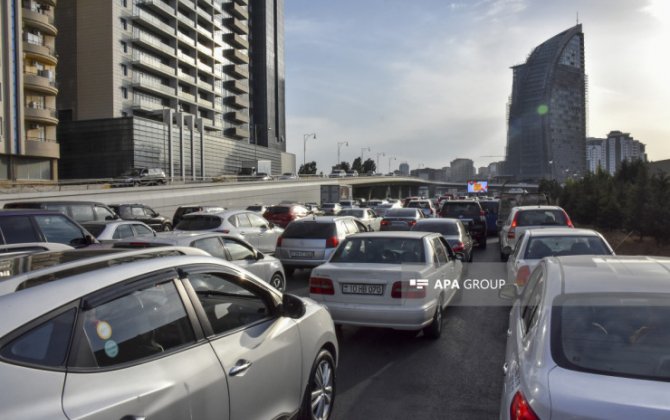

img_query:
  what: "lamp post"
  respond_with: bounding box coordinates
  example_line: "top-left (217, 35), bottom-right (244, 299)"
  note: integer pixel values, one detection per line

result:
top-left (388, 156), bottom-right (396, 174)
top-left (337, 141), bottom-right (349, 168)
top-left (376, 152), bottom-right (385, 173)
top-left (303, 133), bottom-right (316, 168)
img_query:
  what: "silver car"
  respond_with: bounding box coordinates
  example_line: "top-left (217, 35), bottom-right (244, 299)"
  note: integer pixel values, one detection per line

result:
top-left (82, 220), bottom-right (156, 243)
top-left (114, 232), bottom-right (287, 291)
top-left (174, 209), bottom-right (284, 254)
top-left (0, 252), bottom-right (338, 420)
top-left (338, 208), bottom-right (382, 231)
top-left (499, 256), bottom-right (670, 419)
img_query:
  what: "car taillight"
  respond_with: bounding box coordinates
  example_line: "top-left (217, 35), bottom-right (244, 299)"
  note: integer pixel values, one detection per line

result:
top-left (452, 242), bottom-right (465, 253)
top-left (407, 220), bottom-right (417, 227)
top-left (326, 236), bottom-right (339, 248)
top-left (511, 214), bottom-right (518, 228)
top-left (564, 211), bottom-right (574, 228)
top-left (510, 391), bottom-right (539, 420)
top-left (276, 236), bottom-right (283, 247)
top-left (391, 281), bottom-right (426, 299)
top-left (381, 220), bottom-right (390, 226)
top-left (516, 265), bottom-right (531, 286)
top-left (508, 229), bottom-right (515, 239)
top-left (309, 277), bottom-right (334, 295)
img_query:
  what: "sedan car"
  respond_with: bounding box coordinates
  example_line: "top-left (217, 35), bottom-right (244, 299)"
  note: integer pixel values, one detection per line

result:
top-left (0, 252), bottom-right (338, 420)
top-left (262, 204), bottom-right (311, 228)
top-left (499, 256), bottom-right (670, 419)
top-left (406, 199), bottom-right (437, 218)
top-left (114, 232), bottom-right (287, 291)
top-left (82, 220), bottom-right (156, 243)
top-left (506, 228), bottom-right (615, 286)
top-left (174, 210), bottom-right (284, 254)
top-left (338, 208), bottom-right (382, 231)
top-left (109, 203), bottom-right (173, 231)
top-left (379, 208), bottom-right (424, 231)
top-left (309, 231), bottom-right (463, 338)
top-left (439, 200), bottom-right (488, 249)
top-left (411, 218), bottom-right (474, 262)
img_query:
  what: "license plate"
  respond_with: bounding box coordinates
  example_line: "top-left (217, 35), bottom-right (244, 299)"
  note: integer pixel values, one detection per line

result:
top-left (290, 251), bottom-right (314, 258)
top-left (342, 284), bottom-right (384, 295)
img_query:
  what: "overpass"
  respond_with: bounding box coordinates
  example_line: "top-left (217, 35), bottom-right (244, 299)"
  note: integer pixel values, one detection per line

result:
top-left (0, 177), bottom-right (537, 218)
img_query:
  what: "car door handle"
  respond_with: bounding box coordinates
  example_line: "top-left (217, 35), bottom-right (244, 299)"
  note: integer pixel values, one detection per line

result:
top-left (229, 360), bottom-right (253, 376)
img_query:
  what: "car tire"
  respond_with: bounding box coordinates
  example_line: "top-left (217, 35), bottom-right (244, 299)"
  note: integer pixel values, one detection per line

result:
top-left (284, 267), bottom-right (295, 277)
top-left (269, 272), bottom-right (285, 291)
top-left (423, 294), bottom-right (444, 340)
top-left (162, 223), bottom-right (172, 232)
top-left (298, 349), bottom-right (336, 420)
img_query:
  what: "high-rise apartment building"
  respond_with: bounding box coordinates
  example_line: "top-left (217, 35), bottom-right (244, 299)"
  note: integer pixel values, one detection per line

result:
top-left (398, 162), bottom-right (409, 176)
top-left (586, 131), bottom-right (646, 175)
top-left (450, 158), bottom-right (475, 182)
top-left (55, 0), bottom-right (290, 179)
top-left (1, 0), bottom-right (60, 182)
top-left (505, 25), bottom-right (586, 182)
top-left (586, 137), bottom-right (606, 173)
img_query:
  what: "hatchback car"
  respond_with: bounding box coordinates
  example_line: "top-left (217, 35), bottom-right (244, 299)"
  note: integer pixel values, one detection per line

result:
top-left (309, 231), bottom-right (463, 338)
top-left (338, 208), bottom-right (382, 231)
top-left (321, 203), bottom-right (342, 216)
top-left (499, 256), bottom-right (670, 419)
top-left (109, 203), bottom-right (172, 232)
top-left (114, 232), bottom-right (287, 291)
top-left (275, 216), bottom-right (365, 276)
top-left (406, 199), bottom-right (437, 218)
top-left (172, 205), bottom-right (226, 227)
top-left (263, 204), bottom-right (311, 228)
top-left (174, 210), bottom-right (284, 255)
top-left (411, 218), bottom-right (474, 262)
top-left (379, 208), bottom-right (424, 231)
top-left (0, 252), bottom-right (338, 420)
top-left (82, 220), bottom-right (156, 243)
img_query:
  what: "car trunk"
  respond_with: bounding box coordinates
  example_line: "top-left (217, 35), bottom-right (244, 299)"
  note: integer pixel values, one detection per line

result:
top-left (278, 238), bottom-right (329, 260)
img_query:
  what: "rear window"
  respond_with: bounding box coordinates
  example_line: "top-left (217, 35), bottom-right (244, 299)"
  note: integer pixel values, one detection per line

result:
top-left (83, 224), bottom-right (106, 237)
top-left (176, 215), bottom-right (222, 230)
top-left (265, 206), bottom-right (290, 214)
top-left (407, 201), bottom-right (430, 208)
top-left (384, 209), bottom-right (418, 218)
top-left (524, 236), bottom-right (612, 259)
top-left (479, 201), bottom-right (499, 213)
top-left (339, 209), bottom-right (365, 218)
top-left (282, 222), bottom-right (336, 239)
top-left (412, 221), bottom-right (459, 236)
top-left (515, 209), bottom-right (568, 227)
top-left (0, 216), bottom-right (40, 243)
top-left (553, 294), bottom-right (670, 381)
top-left (331, 237), bottom-right (425, 264)
top-left (441, 203), bottom-right (481, 217)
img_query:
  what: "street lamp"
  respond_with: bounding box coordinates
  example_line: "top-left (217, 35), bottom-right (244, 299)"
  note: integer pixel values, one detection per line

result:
top-left (337, 141), bottom-right (349, 168)
top-left (388, 156), bottom-right (397, 174)
top-left (303, 133), bottom-right (317, 168)
top-left (376, 152), bottom-right (385, 173)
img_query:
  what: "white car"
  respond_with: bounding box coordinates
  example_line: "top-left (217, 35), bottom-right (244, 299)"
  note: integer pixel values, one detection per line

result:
top-left (338, 207), bottom-right (383, 231)
top-left (506, 228), bottom-right (615, 286)
top-left (498, 205), bottom-right (574, 261)
top-left (309, 231), bottom-right (464, 338)
top-left (81, 220), bottom-right (156, 243)
top-left (499, 256), bottom-right (670, 419)
top-left (0, 250), bottom-right (338, 420)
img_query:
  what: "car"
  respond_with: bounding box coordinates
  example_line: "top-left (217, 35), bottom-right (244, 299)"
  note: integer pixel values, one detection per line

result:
top-left (338, 200), bottom-right (359, 209)
top-left (4, 200), bottom-right (119, 224)
top-left (498, 205), bottom-right (574, 261)
top-left (109, 203), bottom-right (173, 232)
top-left (372, 201), bottom-right (402, 218)
top-left (505, 228), bottom-right (615, 286)
top-left (262, 204), bottom-right (311, 228)
top-left (275, 216), bottom-right (366, 276)
top-left (406, 199), bottom-right (437, 218)
top-left (321, 203), bottom-right (342, 216)
top-left (174, 210), bottom-right (284, 255)
top-left (245, 204), bottom-right (268, 214)
top-left (367, 199), bottom-right (389, 207)
top-left (496, 192), bottom-right (548, 229)
top-left (112, 167), bottom-right (167, 187)
top-left (309, 231), bottom-right (464, 338)
top-left (379, 208), bottom-right (425, 231)
top-left (338, 208), bottom-right (382, 231)
top-left (279, 173), bottom-right (299, 180)
top-left (439, 200), bottom-right (488, 249)
top-left (113, 232), bottom-right (287, 291)
top-left (499, 256), bottom-right (670, 420)
top-left (172, 205), bottom-right (226, 227)
top-left (401, 196), bottom-right (421, 207)
top-left (328, 169), bottom-right (347, 178)
top-left (255, 172), bottom-right (273, 181)
top-left (0, 250), bottom-right (338, 420)
top-left (345, 170), bottom-right (358, 177)
top-left (411, 218), bottom-right (474, 262)
top-left (304, 202), bottom-right (323, 215)
top-left (82, 220), bottom-right (156, 243)
top-left (0, 209), bottom-right (98, 249)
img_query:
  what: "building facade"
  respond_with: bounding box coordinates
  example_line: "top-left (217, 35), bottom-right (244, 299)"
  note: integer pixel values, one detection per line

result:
top-left (504, 24), bottom-right (586, 182)
top-left (586, 137), bottom-right (605, 173)
top-left (55, 0), bottom-right (289, 179)
top-left (1, 0), bottom-right (60, 182)
top-left (586, 131), bottom-right (646, 175)
top-left (398, 162), bottom-right (409, 176)
top-left (450, 158), bottom-right (475, 182)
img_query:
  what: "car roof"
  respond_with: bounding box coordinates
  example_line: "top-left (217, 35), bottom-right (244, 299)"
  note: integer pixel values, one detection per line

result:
top-left (414, 218), bottom-right (460, 224)
top-left (114, 231), bottom-right (244, 245)
top-left (546, 256), bottom-right (670, 296)
top-left (0, 209), bottom-right (68, 216)
top-left (290, 215), bottom-right (356, 223)
top-left (513, 205), bottom-right (563, 211)
top-left (350, 231), bottom-right (436, 239)
top-left (4, 200), bottom-right (108, 205)
top-left (524, 228), bottom-right (602, 237)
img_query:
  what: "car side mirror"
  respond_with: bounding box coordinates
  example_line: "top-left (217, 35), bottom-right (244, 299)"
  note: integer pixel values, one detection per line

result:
top-left (499, 283), bottom-right (519, 301)
top-left (85, 235), bottom-right (97, 245)
top-left (280, 294), bottom-right (305, 319)
top-left (256, 251), bottom-right (264, 260)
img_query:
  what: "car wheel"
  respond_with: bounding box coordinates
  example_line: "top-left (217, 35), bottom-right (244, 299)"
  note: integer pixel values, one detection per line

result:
top-left (269, 272), bottom-right (285, 291)
top-left (162, 223), bottom-right (172, 232)
top-left (423, 294), bottom-right (444, 339)
top-left (299, 349), bottom-right (336, 420)
top-left (284, 267), bottom-right (295, 277)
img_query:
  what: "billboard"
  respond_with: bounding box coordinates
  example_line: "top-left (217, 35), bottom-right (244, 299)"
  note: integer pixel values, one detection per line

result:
top-left (467, 181), bottom-right (488, 193)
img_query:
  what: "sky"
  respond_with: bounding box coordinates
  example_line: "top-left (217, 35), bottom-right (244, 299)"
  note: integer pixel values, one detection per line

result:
top-left (283, 0), bottom-right (670, 174)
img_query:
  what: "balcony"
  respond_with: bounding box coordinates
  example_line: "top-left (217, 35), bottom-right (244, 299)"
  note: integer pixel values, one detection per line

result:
top-left (198, 79), bottom-right (214, 91)
top-left (197, 61), bottom-right (213, 73)
top-left (132, 29), bottom-right (175, 57)
top-left (132, 8), bottom-right (175, 38)
top-left (198, 97), bottom-right (213, 109)
top-left (196, 7), bottom-right (211, 21)
top-left (177, 51), bottom-right (196, 66)
top-left (132, 75), bottom-right (176, 97)
top-left (196, 43), bottom-right (213, 56)
top-left (22, 39), bottom-right (57, 65)
top-left (24, 70), bottom-right (58, 95)
top-left (225, 110), bottom-right (250, 124)
top-left (223, 49), bottom-right (249, 64)
top-left (233, 0), bottom-right (247, 5)
top-left (225, 79), bottom-right (249, 94)
top-left (178, 90), bottom-right (196, 103)
top-left (180, 0), bottom-right (196, 12)
top-left (223, 18), bottom-right (248, 35)
top-left (177, 31), bottom-right (196, 46)
top-left (136, 0), bottom-right (174, 17)
top-left (224, 64), bottom-right (249, 79)
top-left (24, 104), bottom-right (59, 125)
top-left (196, 24), bottom-right (212, 39)
top-left (177, 11), bottom-right (194, 27)
top-left (22, 9), bottom-right (58, 36)
top-left (225, 126), bottom-right (250, 140)
top-left (177, 70), bottom-right (197, 85)
top-left (132, 96), bottom-right (165, 112)
top-left (224, 2), bottom-right (248, 20)
top-left (226, 94), bottom-right (249, 110)
top-left (223, 32), bottom-right (248, 49)
top-left (132, 52), bottom-right (176, 77)
top-left (25, 138), bottom-right (60, 159)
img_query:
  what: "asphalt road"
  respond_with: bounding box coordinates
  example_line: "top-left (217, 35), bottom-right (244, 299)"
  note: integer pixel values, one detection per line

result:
top-left (286, 236), bottom-right (510, 420)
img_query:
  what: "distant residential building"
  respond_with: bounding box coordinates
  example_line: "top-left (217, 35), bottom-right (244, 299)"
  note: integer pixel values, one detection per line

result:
top-left (450, 158), bottom-right (475, 182)
top-left (504, 24), bottom-right (586, 182)
top-left (399, 162), bottom-right (409, 176)
top-left (604, 131), bottom-right (646, 175)
top-left (586, 137), bottom-right (606, 173)
top-left (488, 161), bottom-right (501, 178)
top-left (478, 166), bottom-right (489, 179)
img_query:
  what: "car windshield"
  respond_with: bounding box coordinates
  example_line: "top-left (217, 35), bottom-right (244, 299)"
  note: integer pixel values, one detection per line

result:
top-left (412, 221), bottom-right (459, 236)
top-left (524, 236), bottom-right (612, 259)
top-left (441, 203), bottom-right (481, 217)
top-left (384, 209), bottom-right (418, 218)
top-left (331, 237), bottom-right (425, 264)
top-left (515, 209), bottom-right (568, 226)
top-left (554, 294), bottom-right (670, 381)
top-left (282, 222), bottom-right (335, 239)
top-left (246, 206), bottom-right (264, 211)
top-left (265, 206), bottom-right (290, 214)
top-left (176, 215), bottom-right (222, 230)
top-left (339, 209), bottom-right (365, 218)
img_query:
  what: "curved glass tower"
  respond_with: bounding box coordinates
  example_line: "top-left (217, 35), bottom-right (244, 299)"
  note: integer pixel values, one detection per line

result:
top-left (504, 24), bottom-right (586, 181)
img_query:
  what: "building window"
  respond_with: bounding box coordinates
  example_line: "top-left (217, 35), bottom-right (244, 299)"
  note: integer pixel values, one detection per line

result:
top-left (121, 41), bottom-right (127, 53)
top-left (121, 64), bottom-right (127, 76)
top-left (122, 87), bottom-right (128, 99)
top-left (122, 0), bottom-right (127, 6)
top-left (121, 18), bottom-right (127, 30)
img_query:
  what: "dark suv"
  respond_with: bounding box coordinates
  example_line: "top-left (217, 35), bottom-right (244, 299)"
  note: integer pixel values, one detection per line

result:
top-left (109, 204), bottom-right (172, 231)
top-left (113, 167), bottom-right (167, 187)
top-left (172, 205), bottom-right (226, 227)
top-left (0, 209), bottom-right (97, 248)
top-left (439, 200), bottom-right (488, 248)
top-left (4, 201), bottom-right (119, 224)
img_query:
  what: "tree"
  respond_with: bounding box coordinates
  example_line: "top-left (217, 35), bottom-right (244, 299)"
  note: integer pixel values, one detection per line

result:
top-left (337, 161), bottom-right (351, 172)
top-left (298, 161), bottom-right (317, 175)
top-left (362, 158), bottom-right (376, 174)
top-left (351, 157), bottom-right (363, 173)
